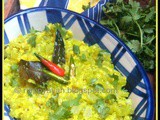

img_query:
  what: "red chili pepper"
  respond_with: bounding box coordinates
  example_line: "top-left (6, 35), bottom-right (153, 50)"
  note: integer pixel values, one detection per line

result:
top-left (34, 53), bottom-right (65, 77)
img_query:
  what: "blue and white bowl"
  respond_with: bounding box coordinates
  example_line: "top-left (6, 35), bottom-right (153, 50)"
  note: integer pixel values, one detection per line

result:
top-left (4, 7), bottom-right (154, 120)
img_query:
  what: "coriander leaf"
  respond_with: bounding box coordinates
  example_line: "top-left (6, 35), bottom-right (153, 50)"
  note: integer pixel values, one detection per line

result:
top-left (46, 94), bottom-right (59, 110)
top-left (27, 35), bottom-right (37, 47)
top-left (94, 84), bottom-right (104, 91)
top-left (105, 94), bottom-right (117, 102)
top-left (129, 0), bottom-right (140, 11)
top-left (27, 90), bottom-right (32, 97)
top-left (109, 74), bottom-right (119, 88)
top-left (121, 16), bottom-right (132, 24)
top-left (94, 99), bottom-right (110, 119)
top-left (29, 27), bottom-right (39, 34)
top-left (10, 64), bottom-right (18, 72)
top-left (89, 78), bottom-right (98, 86)
top-left (96, 52), bottom-right (103, 67)
top-left (49, 107), bottom-right (72, 120)
top-left (54, 23), bottom-right (67, 37)
top-left (145, 7), bottom-right (155, 22)
top-left (143, 28), bottom-right (154, 34)
top-left (126, 40), bottom-right (141, 53)
top-left (144, 47), bottom-right (154, 58)
top-left (73, 45), bottom-right (80, 55)
top-left (10, 77), bottom-right (19, 87)
top-left (81, 54), bottom-right (87, 61)
top-left (82, 2), bottom-right (91, 11)
top-left (44, 25), bottom-right (50, 32)
top-left (62, 94), bottom-right (82, 108)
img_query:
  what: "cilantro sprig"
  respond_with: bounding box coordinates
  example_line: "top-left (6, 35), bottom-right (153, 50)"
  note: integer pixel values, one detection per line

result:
top-left (101, 0), bottom-right (156, 71)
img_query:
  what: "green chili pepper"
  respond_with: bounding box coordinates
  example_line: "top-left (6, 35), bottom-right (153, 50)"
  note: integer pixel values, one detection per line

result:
top-left (42, 69), bottom-right (69, 84)
top-left (68, 55), bottom-right (76, 79)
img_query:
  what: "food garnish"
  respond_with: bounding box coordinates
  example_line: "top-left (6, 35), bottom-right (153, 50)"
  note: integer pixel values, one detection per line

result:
top-left (52, 30), bottom-right (65, 65)
top-left (34, 53), bottom-right (65, 77)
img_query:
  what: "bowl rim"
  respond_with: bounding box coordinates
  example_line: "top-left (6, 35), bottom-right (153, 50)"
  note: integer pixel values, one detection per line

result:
top-left (4, 7), bottom-right (154, 119)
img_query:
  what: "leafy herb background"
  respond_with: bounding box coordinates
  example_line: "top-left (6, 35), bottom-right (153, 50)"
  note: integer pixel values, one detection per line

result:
top-left (100, 0), bottom-right (156, 72)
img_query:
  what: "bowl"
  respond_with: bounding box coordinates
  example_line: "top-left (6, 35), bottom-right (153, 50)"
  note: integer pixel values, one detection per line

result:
top-left (4, 7), bottom-right (154, 120)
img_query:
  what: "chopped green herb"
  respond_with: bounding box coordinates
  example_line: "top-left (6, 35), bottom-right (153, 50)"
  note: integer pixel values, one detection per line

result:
top-left (29, 27), bottom-right (40, 34)
top-left (101, 0), bottom-right (156, 71)
top-left (48, 106), bottom-right (72, 120)
top-left (10, 64), bottom-right (18, 72)
top-left (80, 54), bottom-right (87, 61)
top-left (10, 77), bottom-right (19, 87)
top-left (44, 25), bottom-right (50, 32)
top-left (27, 90), bottom-right (32, 97)
top-left (82, 2), bottom-right (91, 11)
top-left (94, 84), bottom-right (104, 91)
top-left (105, 94), bottom-right (117, 102)
top-left (54, 23), bottom-right (67, 37)
top-left (96, 52), bottom-right (103, 67)
top-left (73, 45), bottom-right (80, 55)
top-left (94, 99), bottom-right (110, 119)
top-left (62, 94), bottom-right (81, 108)
top-left (89, 78), bottom-right (98, 86)
top-left (27, 35), bottom-right (37, 47)
top-left (46, 97), bottom-right (58, 110)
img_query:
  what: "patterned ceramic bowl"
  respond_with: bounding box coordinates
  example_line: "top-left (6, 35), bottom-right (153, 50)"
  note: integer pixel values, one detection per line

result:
top-left (4, 7), bottom-right (154, 120)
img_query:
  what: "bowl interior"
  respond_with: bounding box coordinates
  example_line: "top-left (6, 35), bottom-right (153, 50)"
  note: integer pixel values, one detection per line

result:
top-left (4, 7), bottom-right (154, 120)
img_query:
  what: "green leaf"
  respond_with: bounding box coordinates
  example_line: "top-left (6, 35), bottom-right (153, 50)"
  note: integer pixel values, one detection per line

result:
top-left (10, 64), bottom-right (18, 72)
top-left (129, 0), bottom-right (140, 11)
top-left (121, 16), bottom-right (132, 24)
top-left (96, 52), bottom-right (103, 67)
top-left (143, 28), bottom-right (154, 34)
top-left (82, 2), bottom-right (91, 11)
top-left (109, 74), bottom-right (119, 88)
top-left (44, 26), bottom-right (50, 32)
top-left (145, 7), bottom-right (155, 22)
top-left (73, 45), bottom-right (80, 55)
top-left (46, 95), bottom-right (59, 110)
top-left (27, 90), bottom-right (33, 97)
top-left (49, 107), bottom-right (72, 120)
top-left (94, 84), bottom-right (104, 91)
top-left (10, 77), bottom-right (19, 87)
top-left (27, 35), bottom-right (37, 47)
top-left (144, 47), bottom-right (154, 58)
top-left (62, 94), bottom-right (82, 108)
top-left (29, 27), bottom-right (39, 34)
top-left (94, 99), bottom-right (110, 119)
top-left (126, 40), bottom-right (141, 53)
top-left (54, 23), bottom-right (67, 37)
top-left (89, 78), bottom-right (98, 86)
top-left (105, 94), bottom-right (117, 101)
top-left (80, 54), bottom-right (87, 61)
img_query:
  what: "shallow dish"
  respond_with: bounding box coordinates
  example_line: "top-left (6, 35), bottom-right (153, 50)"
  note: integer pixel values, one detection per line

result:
top-left (4, 7), bottom-right (154, 120)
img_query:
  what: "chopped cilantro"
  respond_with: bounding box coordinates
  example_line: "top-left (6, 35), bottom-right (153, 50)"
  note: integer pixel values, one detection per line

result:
top-left (27, 90), bottom-right (33, 97)
top-left (96, 52), bottom-right (103, 67)
top-left (54, 23), bottom-right (67, 37)
top-left (27, 35), bottom-right (37, 47)
top-left (105, 94), bottom-right (117, 102)
top-left (73, 45), bottom-right (80, 55)
top-left (109, 74), bottom-right (119, 88)
top-left (10, 64), bottom-right (18, 72)
top-left (82, 2), bottom-right (91, 11)
top-left (62, 94), bottom-right (82, 108)
top-left (89, 78), bottom-right (98, 86)
top-left (101, 0), bottom-right (156, 71)
top-left (10, 77), bottom-right (19, 87)
top-left (80, 53), bottom-right (87, 61)
top-left (48, 107), bottom-right (72, 120)
top-left (44, 25), bottom-right (50, 32)
top-left (94, 99), bottom-right (110, 119)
